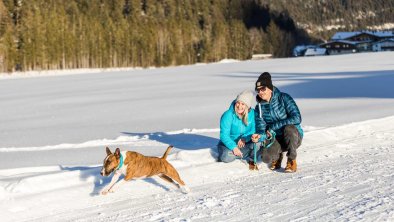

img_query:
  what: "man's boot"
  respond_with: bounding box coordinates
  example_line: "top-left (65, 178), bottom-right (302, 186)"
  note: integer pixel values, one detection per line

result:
top-left (249, 161), bottom-right (259, 171)
top-left (284, 158), bottom-right (297, 173)
top-left (270, 153), bottom-right (283, 170)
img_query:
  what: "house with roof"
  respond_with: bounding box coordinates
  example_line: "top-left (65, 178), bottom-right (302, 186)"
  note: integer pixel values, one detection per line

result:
top-left (319, 30), bottom-right (394, 55)
top-left (372, 39), bottom-right (394, 51)
top-left (320, 40), bottom-right (357, 55)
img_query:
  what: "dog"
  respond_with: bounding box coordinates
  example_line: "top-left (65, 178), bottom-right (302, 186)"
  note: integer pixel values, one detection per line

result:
top-left (100, 145), bottom-right (190, 195)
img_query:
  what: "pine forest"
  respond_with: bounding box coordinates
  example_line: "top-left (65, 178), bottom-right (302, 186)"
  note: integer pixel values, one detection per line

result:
top-left (0, 0), bottom-right (393, 72)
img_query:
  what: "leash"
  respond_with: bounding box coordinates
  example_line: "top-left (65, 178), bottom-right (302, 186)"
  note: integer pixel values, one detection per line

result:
top-left (264, 130), bottom-right (276, 149)
top-left (116, 153), bottom-right (124, 170)
top-left (253, 142), bottom-right (258, 167)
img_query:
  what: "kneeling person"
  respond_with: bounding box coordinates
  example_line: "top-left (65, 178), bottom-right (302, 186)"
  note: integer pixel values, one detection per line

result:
top-left (218, 90), bottom-right (255, 163)
top-left (252, 72), bottom-right (303, 173)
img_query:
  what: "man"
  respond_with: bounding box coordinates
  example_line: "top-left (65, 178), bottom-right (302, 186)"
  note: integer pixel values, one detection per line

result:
top-left (251, 72), bottom-right (303, 173)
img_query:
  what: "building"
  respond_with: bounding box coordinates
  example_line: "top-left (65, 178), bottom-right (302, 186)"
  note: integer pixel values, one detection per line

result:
top-left (293, 45), bottom-right (316, 57)
top-left (304, 47), bottom-right (327, 56)
top-left (372, 39), bottom-right (394, 51)
top-left (251, 54), bottom-right (273, 60)
top-left (320, 30), bottom-right (394, 55)
top-left (320, 40), bottom-right (357, 55)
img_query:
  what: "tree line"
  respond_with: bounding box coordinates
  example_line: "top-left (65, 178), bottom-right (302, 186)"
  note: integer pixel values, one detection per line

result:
top-left (0, 0), bottom-right (392, 73)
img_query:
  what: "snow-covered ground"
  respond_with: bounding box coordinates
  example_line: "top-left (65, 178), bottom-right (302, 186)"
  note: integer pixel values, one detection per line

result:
top-left (0, 52), bottom-right (393, 221)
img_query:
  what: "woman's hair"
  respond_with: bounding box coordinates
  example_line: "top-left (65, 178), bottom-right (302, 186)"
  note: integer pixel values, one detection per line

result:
top-left (235, 103), bottom-right (249, 125)
top-left (241, 108), bottom-right (249, 125)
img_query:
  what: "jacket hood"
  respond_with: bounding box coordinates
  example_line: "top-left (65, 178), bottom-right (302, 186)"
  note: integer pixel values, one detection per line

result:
top-left (228, 100), bottom-right (236, 111)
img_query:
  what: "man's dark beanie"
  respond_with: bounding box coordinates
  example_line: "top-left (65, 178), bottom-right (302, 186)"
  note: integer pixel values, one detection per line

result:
top-left (255, 72), bottom-right (273, 91)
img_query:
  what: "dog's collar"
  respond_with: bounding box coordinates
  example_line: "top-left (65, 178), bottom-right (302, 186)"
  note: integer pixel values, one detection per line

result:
top-left (116, 153), bottom-right (124, 170)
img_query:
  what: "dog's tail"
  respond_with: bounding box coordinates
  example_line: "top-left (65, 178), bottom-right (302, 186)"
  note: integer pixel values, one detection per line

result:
top-left (161, 145), bottom-right (173, 159)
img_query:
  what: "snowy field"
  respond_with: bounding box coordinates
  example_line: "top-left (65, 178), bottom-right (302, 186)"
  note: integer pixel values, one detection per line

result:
top-left (0, 52), bottom-right (393, 221)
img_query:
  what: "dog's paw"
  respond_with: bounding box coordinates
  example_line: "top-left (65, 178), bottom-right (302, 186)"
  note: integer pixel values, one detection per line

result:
top-left (101, 190), bottom-right (109, 195)
top-left (181, 186), bottom-right (190, 194)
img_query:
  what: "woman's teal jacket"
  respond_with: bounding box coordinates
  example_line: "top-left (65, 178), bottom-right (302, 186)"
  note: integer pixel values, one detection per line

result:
top-left (219, 101), bottom-right (255, 150)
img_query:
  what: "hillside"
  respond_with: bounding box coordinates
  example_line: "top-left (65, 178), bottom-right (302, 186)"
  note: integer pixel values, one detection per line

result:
top-left (0, 0), bottom-right (393, 72)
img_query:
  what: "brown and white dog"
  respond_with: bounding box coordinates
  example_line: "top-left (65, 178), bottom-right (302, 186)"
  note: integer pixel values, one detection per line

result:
top-left (100, 145), bottom-right (190, 195)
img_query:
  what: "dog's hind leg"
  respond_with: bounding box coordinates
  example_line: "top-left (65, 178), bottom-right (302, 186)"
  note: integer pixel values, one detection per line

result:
top-left (162, 166), bottom-right (190, 193)
top-left (161, 173), bottom-right (190, 194)
top-left (158, 174), bottom-right (180, 188)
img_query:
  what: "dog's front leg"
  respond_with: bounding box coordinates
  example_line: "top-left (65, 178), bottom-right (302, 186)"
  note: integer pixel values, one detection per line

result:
top-left (101, 171), bottom-right (121, 195)
top-left (108, 179), bottom-right (127, 194)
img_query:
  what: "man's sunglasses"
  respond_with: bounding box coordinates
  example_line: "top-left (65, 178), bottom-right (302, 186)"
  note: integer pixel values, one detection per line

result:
top-left (256, 86), bottom-right (267, 93)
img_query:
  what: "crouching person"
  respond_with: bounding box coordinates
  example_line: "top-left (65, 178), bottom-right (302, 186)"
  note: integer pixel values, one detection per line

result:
top-left (218, 90), bottom-right (255, 163)
top-left (252, 72), bottom-right (303, 173)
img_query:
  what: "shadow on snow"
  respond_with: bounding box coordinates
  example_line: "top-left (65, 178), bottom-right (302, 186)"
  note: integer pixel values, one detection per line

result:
top-left (60, 165), bottom-right (178, 196)
top-left (121, 131), bottom-right (219, 151)
top-left (221, 70), bottom-right (394, 99)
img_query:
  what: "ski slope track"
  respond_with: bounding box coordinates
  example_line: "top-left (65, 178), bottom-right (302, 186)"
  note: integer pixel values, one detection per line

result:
top-left (1, 116), bottom-right (393, 221)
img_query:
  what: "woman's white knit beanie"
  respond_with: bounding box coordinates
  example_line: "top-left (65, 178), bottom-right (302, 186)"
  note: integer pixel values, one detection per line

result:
top-left (236, 90), bottom-right (253, 108)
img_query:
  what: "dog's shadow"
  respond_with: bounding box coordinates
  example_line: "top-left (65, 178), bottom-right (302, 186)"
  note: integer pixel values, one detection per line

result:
top-left (59, 165), bottom-right (173, 196)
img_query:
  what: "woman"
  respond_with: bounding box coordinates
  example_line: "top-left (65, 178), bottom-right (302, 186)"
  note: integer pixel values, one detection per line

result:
top-left (218, 90), bottom-right (255, 163)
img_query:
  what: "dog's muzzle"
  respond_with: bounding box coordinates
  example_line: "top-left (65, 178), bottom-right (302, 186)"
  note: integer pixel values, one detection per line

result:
top-left (100, 167), bottom-right (110, 176)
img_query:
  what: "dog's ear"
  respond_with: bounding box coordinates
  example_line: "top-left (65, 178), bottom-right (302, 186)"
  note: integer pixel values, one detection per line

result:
top-left (115, 148), bottom-right (120, 158)
top-left (106, 147), bottom-right (112, 155)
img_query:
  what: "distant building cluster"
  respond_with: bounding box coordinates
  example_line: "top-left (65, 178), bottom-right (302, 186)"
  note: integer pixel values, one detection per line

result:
top-left (293, 30), bottom-right (394, 57)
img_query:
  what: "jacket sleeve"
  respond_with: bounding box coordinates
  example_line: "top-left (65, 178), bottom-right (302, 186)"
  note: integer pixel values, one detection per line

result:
top-left (241, 109), bottom-right (255, 142)
top-left (254, 104), bottom-right (267, 142)
top-left (270, 93), bottom-right (302, 131)
top-left (219, 111), bottom-right (237, 150)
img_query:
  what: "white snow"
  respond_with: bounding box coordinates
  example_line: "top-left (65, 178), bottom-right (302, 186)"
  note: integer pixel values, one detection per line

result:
top-left (0, 52), bottom-right (394, 221)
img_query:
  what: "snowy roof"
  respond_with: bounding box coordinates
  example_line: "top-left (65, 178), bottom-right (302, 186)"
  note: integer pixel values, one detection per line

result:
top-left (331, 31), bottom-right (394, 40)
top-left (321, 40), bottom-right (357, 46)
top-left (332, 32), bottom-right (359, 40)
